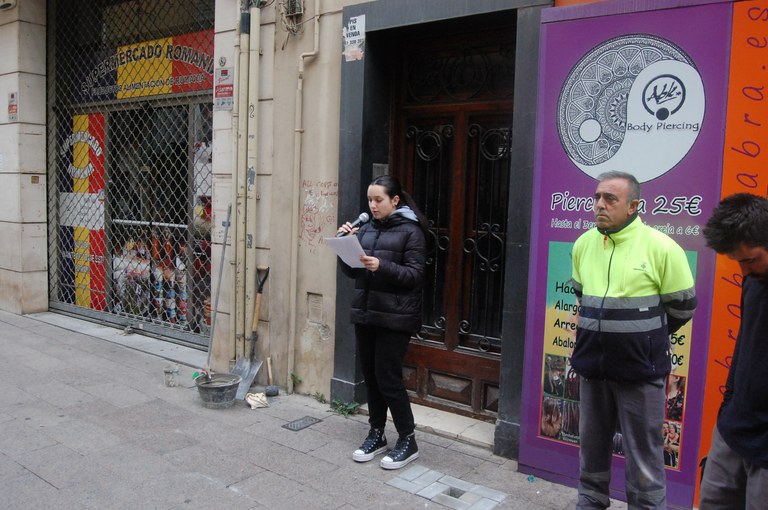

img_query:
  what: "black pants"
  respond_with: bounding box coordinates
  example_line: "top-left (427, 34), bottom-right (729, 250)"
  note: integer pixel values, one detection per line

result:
top-left (355, 324), bottom-right (414, 437)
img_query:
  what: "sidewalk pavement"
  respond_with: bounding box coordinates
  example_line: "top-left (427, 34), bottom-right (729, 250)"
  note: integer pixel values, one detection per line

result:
top-left (0, 310), bottom-right (627, 510)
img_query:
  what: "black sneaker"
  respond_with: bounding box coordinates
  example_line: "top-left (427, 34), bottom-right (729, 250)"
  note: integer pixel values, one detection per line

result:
top-left (352, 428), bottom-right (387, 462)
top-left (380, 433), bottom-right (419, 469)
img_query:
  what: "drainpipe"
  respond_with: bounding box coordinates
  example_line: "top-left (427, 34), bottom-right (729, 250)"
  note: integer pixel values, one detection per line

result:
top-left (288, 0), bottom-right (321, 393)
top-left (245, 3), bottom-right (262, 355)
top-left (226, 7), bottom-right (242, 368)
top-left (232, 4), bottom-right (251, 362)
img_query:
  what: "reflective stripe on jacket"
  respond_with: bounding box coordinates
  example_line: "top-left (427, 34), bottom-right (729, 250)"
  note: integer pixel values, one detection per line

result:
top-left (570, 216), bottom-right (697, 382)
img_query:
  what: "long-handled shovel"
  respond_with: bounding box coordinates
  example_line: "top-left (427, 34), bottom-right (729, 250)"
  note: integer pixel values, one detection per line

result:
top-left (197, 204), bottom-right (231, 382)
top-left (234, 265), bottom-right (269, 400)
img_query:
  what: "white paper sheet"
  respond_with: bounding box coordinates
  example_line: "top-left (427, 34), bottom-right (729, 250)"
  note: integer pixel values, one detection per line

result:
top-left (325, 235), bottom-right (365, 268)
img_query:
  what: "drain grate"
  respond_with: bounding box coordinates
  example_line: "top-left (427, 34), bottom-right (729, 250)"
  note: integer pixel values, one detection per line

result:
top-left (282, 415), bottom-right (322, 431)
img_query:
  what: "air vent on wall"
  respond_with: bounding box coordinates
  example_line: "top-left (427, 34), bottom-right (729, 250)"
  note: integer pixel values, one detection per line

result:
top-left (286, 0), bottom-right (303, 17)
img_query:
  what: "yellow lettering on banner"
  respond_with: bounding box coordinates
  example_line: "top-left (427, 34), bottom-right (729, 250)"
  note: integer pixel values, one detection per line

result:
top-left (74, 227), bottom-right (91, 308)
top-left (117, 37), bottom-right (173, 99)
top-left (73, 115), bottom-right (90, 194)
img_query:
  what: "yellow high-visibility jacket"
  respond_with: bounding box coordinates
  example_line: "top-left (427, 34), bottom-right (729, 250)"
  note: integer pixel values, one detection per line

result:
top-left (570, 215), bottom-right (697, 382)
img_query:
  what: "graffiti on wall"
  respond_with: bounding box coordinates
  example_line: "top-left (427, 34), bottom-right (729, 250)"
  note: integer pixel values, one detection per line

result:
top-left (300, 179), bottom-right (338, 250)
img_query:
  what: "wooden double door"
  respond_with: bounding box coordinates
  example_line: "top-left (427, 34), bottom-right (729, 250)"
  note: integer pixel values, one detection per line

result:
top-left (391, 27), bottom-right (515, 421)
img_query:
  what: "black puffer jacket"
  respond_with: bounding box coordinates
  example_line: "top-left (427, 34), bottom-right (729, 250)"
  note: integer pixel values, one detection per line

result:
top-left (339, 208), bottom-right (426, 333)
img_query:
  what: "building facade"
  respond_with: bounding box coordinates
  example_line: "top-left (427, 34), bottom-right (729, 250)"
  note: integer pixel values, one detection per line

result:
top-left (0, 0), bottom-right (600, 461)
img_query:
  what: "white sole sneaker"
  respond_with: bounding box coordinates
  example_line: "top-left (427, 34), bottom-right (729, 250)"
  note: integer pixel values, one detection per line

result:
top-left (380, 451), bottom-right (419, 470)
top-left (352, 445), bottom-right (387, 462)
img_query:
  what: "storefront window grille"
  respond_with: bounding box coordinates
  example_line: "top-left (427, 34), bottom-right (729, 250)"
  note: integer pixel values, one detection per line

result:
top-left (47, 0), bottom-right (215, 346)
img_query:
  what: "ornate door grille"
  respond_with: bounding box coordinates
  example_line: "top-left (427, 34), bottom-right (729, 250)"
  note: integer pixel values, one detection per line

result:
top-left (46, 1), bottom-right (215, 345)
top-left (395, 24), bottom-right (515, 420)
top-left (411, 121), bottom-right (511, 353)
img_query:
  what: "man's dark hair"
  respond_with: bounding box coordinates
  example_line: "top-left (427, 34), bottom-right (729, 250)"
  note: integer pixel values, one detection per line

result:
top-left (597, 171), bottom-right (641, 202)
top-left (703, 193), bottom-right (768, 254)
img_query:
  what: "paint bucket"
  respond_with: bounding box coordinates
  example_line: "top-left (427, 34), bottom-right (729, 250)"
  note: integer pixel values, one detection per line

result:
top-left (194, 373), bottom-right (242, 408)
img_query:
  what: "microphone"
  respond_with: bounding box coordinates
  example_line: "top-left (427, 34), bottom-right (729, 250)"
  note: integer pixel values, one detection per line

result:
top-left (336, 212), bottom-right (370, 237)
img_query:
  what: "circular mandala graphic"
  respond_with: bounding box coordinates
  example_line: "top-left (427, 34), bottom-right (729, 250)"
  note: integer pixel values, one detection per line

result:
top-left (557, 34), bottom-right (694, 167)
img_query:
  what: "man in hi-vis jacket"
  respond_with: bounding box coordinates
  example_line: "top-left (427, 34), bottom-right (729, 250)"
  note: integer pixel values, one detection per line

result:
top-left (571, 171), bottom-right (697, 510)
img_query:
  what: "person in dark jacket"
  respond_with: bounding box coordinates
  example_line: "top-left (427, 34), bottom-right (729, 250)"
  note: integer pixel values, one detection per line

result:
top-left (700, 193), bottom-right (768, 509)
top-left (337, 175), bottom-right (428, 470)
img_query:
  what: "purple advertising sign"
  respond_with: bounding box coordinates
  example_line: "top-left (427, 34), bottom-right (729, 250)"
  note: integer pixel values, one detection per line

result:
top-left (518, 1), bottom-right (732, 508)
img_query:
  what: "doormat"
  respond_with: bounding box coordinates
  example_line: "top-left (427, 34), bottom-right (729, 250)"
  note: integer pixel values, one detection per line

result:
top-left (282, 415), bottom-right (322, 431)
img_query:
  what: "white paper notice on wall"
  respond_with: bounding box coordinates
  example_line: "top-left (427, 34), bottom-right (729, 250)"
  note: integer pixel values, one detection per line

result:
top-left (8, 92), bottom-right (18, 122)
top-left (343, 15), bottom-right (365, 62)
top-left (214, 67), bottom-right (234, 111)
top-left (59, 192), bottom-right (105, 230)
